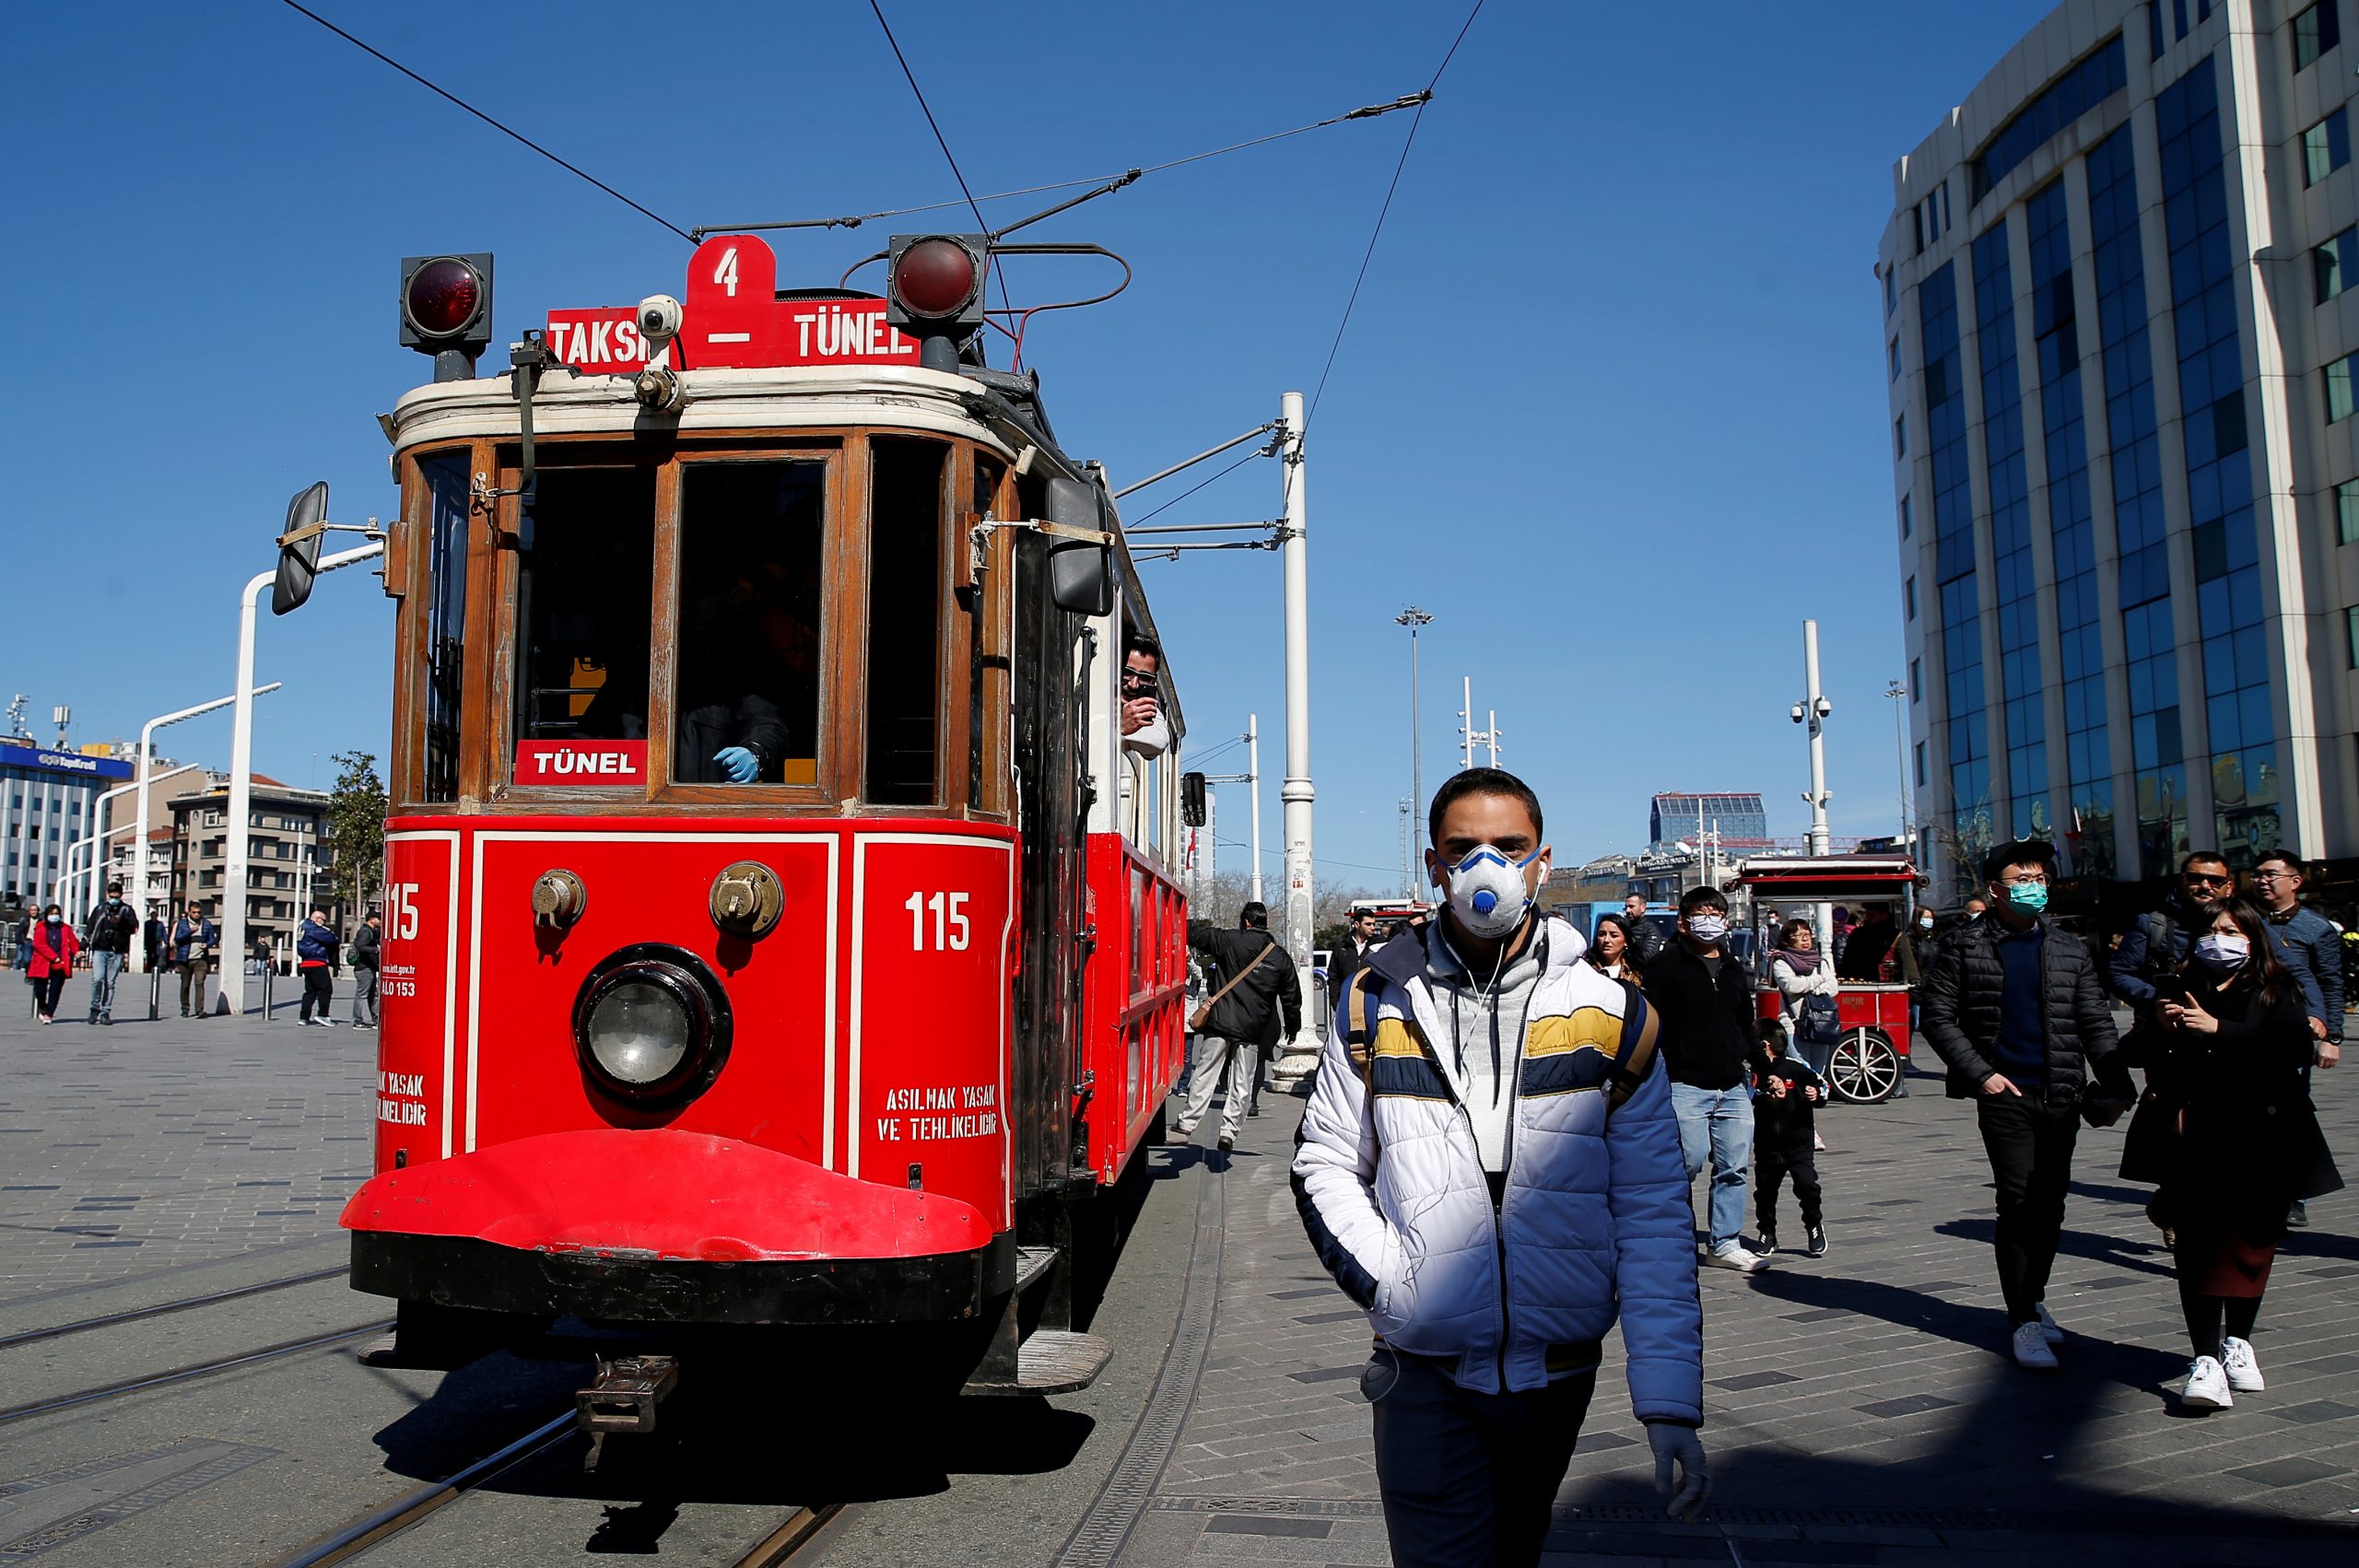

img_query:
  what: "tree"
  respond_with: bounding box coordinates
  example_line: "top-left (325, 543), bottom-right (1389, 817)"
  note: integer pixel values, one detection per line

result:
top-left (325, 751), bottom-right (389, 920)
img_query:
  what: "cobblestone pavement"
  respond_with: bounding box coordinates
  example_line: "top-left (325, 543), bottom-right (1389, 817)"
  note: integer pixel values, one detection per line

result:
top-left (0, 991), bottom-right (375, 1308)
top-left (1115, 1058), bottom-right (2359, 1568)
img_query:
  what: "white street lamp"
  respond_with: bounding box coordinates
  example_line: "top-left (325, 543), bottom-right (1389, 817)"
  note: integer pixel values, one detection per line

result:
top-left (128, 688), bottom-right (280, 970)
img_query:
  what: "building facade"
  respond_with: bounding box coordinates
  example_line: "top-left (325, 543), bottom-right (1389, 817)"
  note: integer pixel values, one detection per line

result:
top-left (1884, 0), bottom-right (2359, 902)
top-left (1648, 791), bottom-right (1771, 853)
top-left (0, 740), bottom-right (133, 914)
top-left (167, 774), bottom-right (339, 956)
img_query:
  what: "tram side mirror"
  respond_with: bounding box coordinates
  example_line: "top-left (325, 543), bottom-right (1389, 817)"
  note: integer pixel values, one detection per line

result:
top-left (1181, 771), bottom-right (1207, 827)
top-left (1045, 475), bottom-right (1114, 617)
top-left (272, 481), bottom-right (331, 616)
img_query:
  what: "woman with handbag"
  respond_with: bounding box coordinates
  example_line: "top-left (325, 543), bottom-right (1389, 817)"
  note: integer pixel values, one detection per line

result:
top-left (1771, 919), bottom-right (1841, 1144)
top-left (2118, 897), bottom-right (2341, 1411)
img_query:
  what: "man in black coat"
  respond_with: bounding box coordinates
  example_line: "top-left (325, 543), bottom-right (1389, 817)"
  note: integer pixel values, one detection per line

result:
top-left (1180, 902), bottom-right (1302, 1152)
top-left (1621, 893), bottom-right (1668, 967)
top-left (1324, 908), bottom-right (1381, 1012)
top-left (2107, 850), bottom-right (2235, 1019)
top-left (1921, 838), bottom-right (2126, 1372)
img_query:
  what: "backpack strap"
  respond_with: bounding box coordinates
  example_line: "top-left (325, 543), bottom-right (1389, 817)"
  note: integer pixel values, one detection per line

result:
top-left (1605, 984), bottom-right (1661, 1112)
top-left (1341, 965), bottom-right (1382, 1082)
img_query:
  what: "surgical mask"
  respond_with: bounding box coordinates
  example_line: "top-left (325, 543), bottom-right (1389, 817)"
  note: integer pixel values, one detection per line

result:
top-left (2004, 883), bottom-right (2048, 915)
top-left (1438, 844), bottom-right (1543, 940)
top-left (1918, 915), bottom-right (1934, 930)
top-left (43, 915), bottom-right (60, 926)
top-left (2193, 933), bottom-right (2249, 972)
top-left (1686, 914), bottom-right (1729, 944)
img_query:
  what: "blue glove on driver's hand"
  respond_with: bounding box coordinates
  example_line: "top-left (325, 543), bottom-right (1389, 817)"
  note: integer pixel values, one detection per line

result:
top-left (714, 747), bottom-right (759, 783)
top-left (1647, 1422), bottom-right (1708, 1521)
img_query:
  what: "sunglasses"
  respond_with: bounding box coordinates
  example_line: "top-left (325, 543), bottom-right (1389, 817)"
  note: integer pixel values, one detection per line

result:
top-left (2183, 872), bottom-right (2233, 888)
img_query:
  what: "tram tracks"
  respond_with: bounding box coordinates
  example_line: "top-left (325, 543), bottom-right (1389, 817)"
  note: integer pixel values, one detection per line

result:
top-left (262, 1398), bottom-right (846, 1568)
top-left (0, 1263), bottom-right (349, 1351)
top-left (0, 1317), bottom-right (394, 1426)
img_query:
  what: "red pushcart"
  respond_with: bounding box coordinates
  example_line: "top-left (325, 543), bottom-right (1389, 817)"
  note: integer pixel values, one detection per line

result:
top-left (1735, 855), bottom-right (1926, 1105)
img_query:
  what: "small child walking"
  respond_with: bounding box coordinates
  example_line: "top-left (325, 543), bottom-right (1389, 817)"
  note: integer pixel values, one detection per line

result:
top-left (1754, 1022), bottom-right (1827, 1257)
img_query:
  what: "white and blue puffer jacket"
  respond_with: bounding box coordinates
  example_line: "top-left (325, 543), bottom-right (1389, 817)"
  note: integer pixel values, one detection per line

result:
top-left (1291, 916), bottom-right (1704, 1422)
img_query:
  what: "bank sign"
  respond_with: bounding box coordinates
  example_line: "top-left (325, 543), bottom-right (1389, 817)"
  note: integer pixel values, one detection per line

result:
top-left (8, 745), bottom-right (132, 781)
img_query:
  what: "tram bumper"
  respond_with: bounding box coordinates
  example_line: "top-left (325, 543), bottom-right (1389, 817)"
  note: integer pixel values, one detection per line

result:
top-left (341, 1129), bottom-right (1008, 1325)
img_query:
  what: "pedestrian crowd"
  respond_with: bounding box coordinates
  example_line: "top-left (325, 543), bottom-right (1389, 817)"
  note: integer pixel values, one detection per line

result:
top-left (1272, 766), bottom-right (2348, 1568)
top-left (11, 895), bottom-right (383, 1028)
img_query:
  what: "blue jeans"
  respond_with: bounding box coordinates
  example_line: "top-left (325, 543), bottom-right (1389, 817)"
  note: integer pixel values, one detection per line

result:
top-left (87, 951), bottom-right (125, 1020)
top-left (1670, 1082), bottom-right (1755, 1250)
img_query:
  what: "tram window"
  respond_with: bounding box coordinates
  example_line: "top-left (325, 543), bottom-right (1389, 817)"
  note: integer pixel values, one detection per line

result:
top-left (418, 452), bottom-right (472, 802)
top-left (675, 461), bottom-right (826, 785)
top-left (867, 439), bottom-right (946, 802)
top-left (518, 467), bottom-right (658, 766)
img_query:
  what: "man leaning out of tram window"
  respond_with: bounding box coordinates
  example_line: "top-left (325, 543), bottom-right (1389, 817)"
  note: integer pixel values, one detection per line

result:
top-left (1293, 767), bottom-right (1707, 1568)
top-left (1119, 632), bottom-right (1169, 758)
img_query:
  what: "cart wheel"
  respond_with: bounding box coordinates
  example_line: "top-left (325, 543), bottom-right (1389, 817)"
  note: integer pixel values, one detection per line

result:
top-left (1829, 1027), bottom-right (1900, 1104)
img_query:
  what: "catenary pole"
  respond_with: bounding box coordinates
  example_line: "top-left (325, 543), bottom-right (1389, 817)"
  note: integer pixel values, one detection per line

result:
top-left (1802, 619), bottom-right (1832, 858)
top-left (1248, 714), bottom-right (1264, 906)
top-left (221, 541), bottom-right (383, 1016)
top-left (1277, 391), bottom-right (1315, 1031)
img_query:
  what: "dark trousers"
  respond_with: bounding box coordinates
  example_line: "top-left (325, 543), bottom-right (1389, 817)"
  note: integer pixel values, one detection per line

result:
top-left (1757, 1141), bottom-right (1822, 1229)
top-left (29, 973), bottom-right (65, 1018)
top-left (1975, 1093), bottom-right (2080, 1326)
top-left (1367, 1346), bottom-right (1595, 1568)
top-left (299, 966), bottom-right (333, 1022)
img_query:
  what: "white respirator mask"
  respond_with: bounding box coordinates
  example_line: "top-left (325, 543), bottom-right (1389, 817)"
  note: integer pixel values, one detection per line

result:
top-left (1438, 844), bottom-right (1546, 941)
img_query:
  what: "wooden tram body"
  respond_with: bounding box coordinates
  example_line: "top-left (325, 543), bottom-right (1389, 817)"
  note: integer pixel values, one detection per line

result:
top-left (337, 235), bottom-right (1189, 1393)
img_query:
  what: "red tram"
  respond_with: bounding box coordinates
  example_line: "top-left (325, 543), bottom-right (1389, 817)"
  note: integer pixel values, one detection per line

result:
top-left (324, 232), bottom-right (1192, 1410)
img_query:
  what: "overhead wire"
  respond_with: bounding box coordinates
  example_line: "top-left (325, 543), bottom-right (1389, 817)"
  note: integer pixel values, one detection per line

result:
top-left (276, 0), bottom-right (693, 243)
top-left (865, 0), bottom-right (1013, 317)
top-left (1126, 449), bottom-right (1268, 527)
top-left (1305, 0), bottom-right (1488, 425)
top-left (687, 93), bottom-right (1430, 239)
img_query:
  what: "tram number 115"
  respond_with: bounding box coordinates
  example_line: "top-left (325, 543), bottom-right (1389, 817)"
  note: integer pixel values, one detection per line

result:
top-left (905, 891), bottom-right (971, 952)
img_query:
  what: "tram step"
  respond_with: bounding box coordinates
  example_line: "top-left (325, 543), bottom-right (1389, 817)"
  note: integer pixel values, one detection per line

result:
top-left (1014, 1245), bottom-right (1059, 1293)
top-left (963, 1329), bottom-right (1112, 1397)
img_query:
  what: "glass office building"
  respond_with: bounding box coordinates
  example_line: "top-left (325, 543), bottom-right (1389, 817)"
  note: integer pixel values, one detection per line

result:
top-left (1649, 792), bottom-right (1770, 853)
top-left (1884, 0), bottom-right (2359, 901)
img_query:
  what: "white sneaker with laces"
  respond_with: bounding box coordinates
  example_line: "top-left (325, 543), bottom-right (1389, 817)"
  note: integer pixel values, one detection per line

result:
top-left (2034, 1302), bottom-right (2064, 1345)
top-left (2011, 1321), bottom-right (2060, 1370)
top-left (2181, 1354), bottom-right (2232, 1409)
top-left (1704, 1243), bottom-right (1763, 1272)
top-left (2220, 1336), bottom-right (2265, 1392)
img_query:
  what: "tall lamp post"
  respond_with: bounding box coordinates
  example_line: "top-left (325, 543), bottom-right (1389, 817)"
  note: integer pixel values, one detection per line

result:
top-left (1394, 606), bottom-right (1431, 823)
top-left (1790, 620), bottom-right (1834, 857)
top-left (128, 686), bottom-right (281, 970)
top-left (1884, 677), bottom-right (1910, 845)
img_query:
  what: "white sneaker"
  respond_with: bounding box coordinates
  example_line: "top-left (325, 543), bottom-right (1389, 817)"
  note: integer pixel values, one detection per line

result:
top-left (2181, 1354), bottom-right (2232, 1409)
top-left (2220, 1336), bottom-right (2265, 1392)
top-left (1704, 1243), bottom-right (1763, 1272)
top-left (2034, 1302), bottom-right (2064, 1345)
top-left (2011, 1321), bottom-right (2060, 1370)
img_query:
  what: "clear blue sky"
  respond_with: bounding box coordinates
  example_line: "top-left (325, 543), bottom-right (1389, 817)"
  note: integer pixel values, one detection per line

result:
top-left (2, 0), bottom-right (2055, 889)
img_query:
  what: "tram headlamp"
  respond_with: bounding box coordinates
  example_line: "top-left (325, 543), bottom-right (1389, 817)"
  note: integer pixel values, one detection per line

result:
top-left (572, 944), bottom-right (732, 1106)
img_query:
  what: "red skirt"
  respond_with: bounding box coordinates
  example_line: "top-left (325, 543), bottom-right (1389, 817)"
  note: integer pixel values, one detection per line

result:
top-left (2173, 1224), bottom-right (2277, 1298)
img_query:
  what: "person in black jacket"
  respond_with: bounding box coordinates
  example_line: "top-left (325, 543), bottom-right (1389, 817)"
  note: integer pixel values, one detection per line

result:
top-left (348, 912), bottom-right (383, 1029)
top-left (2115, 897), bottom-right (2341, 1410)
top-left (1324, 908), bottom-right (1381, 1014)
top-left (1920, 838), bottom-right (2127, 1372)
top-left (1751, 1022), bottom-right (1825, 1258)
top-left (1642, 885), bottom-right (1766, 1272)
top-left (82, 883), bottom-right (140, 1025)
top-left (1180, 903), bottom-right (1302, 1152)
top-left (1621, 894), bottom-right (1668, 967)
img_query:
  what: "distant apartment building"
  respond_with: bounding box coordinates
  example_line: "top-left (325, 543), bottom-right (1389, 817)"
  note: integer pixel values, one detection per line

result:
top-left (168, 774), bottom-right (340, 954)
top-left (1884, 0), bottom-right (2359, 900)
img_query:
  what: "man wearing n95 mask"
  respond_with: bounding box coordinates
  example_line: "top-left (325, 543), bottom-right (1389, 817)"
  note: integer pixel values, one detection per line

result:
top-left (1294, 768), bottom-right (1708, 1568)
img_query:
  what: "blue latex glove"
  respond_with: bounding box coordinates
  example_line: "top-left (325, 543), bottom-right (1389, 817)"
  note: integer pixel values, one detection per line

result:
top-left (714, 746), bottom-right (759, 783)
top-left (1647, 1422), bottom-right (1709, 1520)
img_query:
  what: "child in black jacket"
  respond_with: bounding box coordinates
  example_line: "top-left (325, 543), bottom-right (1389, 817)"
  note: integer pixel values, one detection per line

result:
top-left (1754, 1022), bottom-right (1827, 1257)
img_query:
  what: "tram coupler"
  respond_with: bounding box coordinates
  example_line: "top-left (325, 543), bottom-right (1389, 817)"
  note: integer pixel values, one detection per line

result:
top-left (576, 1353), bottom-right (679, 1472)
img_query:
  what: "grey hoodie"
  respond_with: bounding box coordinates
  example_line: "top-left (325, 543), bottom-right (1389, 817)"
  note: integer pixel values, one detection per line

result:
top-left (1423, 919), bottom-right (1547, 1174)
